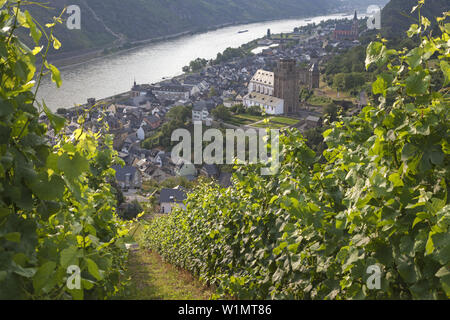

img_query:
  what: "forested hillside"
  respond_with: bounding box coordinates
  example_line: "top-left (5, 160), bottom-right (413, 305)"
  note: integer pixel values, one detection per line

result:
top-left (19, 0), bottom-right (340, 58)
top-left (382, 0), bottom-right (450, 38)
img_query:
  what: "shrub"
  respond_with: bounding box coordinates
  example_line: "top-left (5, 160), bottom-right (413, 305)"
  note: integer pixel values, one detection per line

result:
top-left (119, 200), bottom-right (143, 220)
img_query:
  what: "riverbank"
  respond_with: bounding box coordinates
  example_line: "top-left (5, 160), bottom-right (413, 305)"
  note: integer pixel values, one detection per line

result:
top-left (38, 12), bottom-right (356, 110)
top-left (46, 13), bottom-right (333, 69)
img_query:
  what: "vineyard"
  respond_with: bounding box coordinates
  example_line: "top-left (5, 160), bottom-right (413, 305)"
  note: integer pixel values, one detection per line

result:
top-left (0, 1), bottom-right (132, 299)
top-left (140, 5), bottom-right (450, 299)
top-left (0, 0), bottom-right (449, 300)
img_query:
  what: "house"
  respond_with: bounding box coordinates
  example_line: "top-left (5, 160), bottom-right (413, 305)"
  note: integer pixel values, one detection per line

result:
top-left (121, 133), bottom-right (140, 153)
top-left (142, 115), bottom-right (161, 130)
top-left (111, 165), bottom-right (142, 190)
top-left (159, 187), bottom-right (187, 213)
top-left (183, 77), bottom-right (203, 96)
top-left (154, 151), bottom-right (169, 167)
top-left (192, 100), bottom-right (214, 124)
top-left (146, 166), bottom-right (173, 183)
top-left (223, 100), bottom-right (241, 108)
top-left (192, 104), bottom-right (209, 122)
top-left (305, 115), bottom-right (321, 127)
top-left (133, 158), bottom-right (150, 173)
top-left (136, 127), bottom-right (145, 140)
top-left (150, 84), bottom-right (190, 101)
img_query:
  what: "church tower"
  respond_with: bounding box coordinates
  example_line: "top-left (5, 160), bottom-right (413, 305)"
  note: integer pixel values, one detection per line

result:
top-left (352, 10), bottom-right (359, 39)
top-left (309, 63), bottom-right (320, 90)
top-left (274, 59), bottom-right (300, 114)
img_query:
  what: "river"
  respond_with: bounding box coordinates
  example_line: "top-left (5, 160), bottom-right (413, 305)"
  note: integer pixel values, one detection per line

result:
top-left (37, 13), bottom-right (353, 111)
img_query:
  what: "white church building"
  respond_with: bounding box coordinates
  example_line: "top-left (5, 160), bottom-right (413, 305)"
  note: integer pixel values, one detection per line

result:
top-left (243, 93), bottom-right (284, 115)
top-left (243, 69), bottom-right (284, 115)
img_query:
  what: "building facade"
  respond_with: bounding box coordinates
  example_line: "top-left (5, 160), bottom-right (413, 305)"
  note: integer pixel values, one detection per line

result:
top-left (111, 165), bottom-right (142, 190)
top-left (159, 188), bottom-right (187, 214)
top-left (245, 59), bottom-right (305, 115)
top-left (243, 92), bottom-right (284, 115)
top-left (192, 101), bottom-right (213, 125)
top-left (150, 84), bottom-right (190, 101)
top-left (248, 69), bottom-right (274, 96)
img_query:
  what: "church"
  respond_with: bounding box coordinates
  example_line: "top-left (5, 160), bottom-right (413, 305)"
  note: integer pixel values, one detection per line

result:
top-left (244, 59), bottom-right (320, 115)
top-left (333, 11), bottom-right (359, 41)
top-left (244, 59), bottom-right (299, 115)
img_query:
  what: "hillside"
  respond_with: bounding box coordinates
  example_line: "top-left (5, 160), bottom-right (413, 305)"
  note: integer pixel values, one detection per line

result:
top-left (381, 0), bottom-right (450, 38)
top-left (19, 0), bottom-right (341, 59)
top-left (140, 5), bottom-right (450, 299)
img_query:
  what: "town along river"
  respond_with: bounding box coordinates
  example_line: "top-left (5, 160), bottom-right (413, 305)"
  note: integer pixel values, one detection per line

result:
top-left (38, 13), bottom-right (352, 111)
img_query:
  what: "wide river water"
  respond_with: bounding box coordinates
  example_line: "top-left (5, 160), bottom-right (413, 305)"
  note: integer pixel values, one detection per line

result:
top-left (38, 13), bottom-right (353, 111)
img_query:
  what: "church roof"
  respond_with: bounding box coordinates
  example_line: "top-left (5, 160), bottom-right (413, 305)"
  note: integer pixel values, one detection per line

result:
top-left (335, 23), bottom-right (353, 31)
top-left (250, 69), bottom-right (274, 86)
top-left (244, 92), bottom-right (283, 107)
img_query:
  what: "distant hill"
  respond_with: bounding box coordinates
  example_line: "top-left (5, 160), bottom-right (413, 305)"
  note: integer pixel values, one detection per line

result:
top-left (381, 0), bottom-right (450, 38)
top-left (340, 0), bottom-right (389, 10)
top-left (19, 0), bottom-right (341, 59)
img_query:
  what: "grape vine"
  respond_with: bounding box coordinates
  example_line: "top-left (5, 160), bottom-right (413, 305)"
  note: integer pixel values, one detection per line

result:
top-left (0, 1), bottom-right (131, 299)
top-left (141, 4), bottom-right (449, 300)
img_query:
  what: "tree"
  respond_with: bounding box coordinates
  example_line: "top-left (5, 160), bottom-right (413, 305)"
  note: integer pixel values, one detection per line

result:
top-left (333, 73), bottom-right (346, 91)
top-left (214, 47), bottom-right (246, 64)
top-left (166, 105), bottom-right (191, 123)
top-left (299, 88), bottom-right (313, 102)
top-left (119, 200), bottom-right (143, 220)
top-left (208, 86), bottom-right (218, 97)
top-left (304, 127), bottom-right (326, 155)
top-left (189, 58), bottom-right (207, 72)
top-left (230, 104), bottom-right (246, 114)
top-left (324, 103), bottom-right (338, 122)
top-left (211, 105), bottom-right (231, 121)
top-left (332, 72), bottom-right (366, 92)
top-left (247, 105), bottom-right (262, 116)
